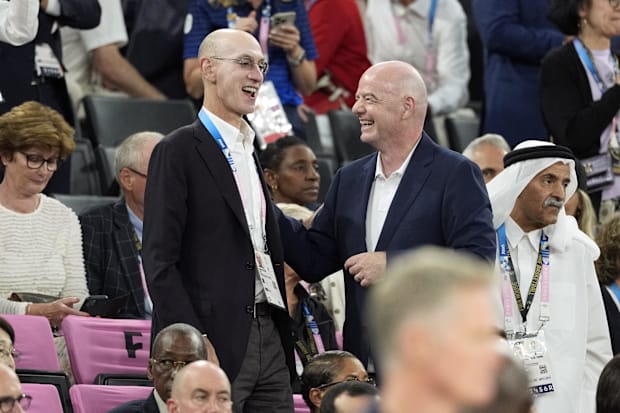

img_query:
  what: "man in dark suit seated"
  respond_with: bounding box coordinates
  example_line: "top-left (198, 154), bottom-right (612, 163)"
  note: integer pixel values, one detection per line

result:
top-left (278, 60), bottom-right (496, 370)
top-left (80, 131), bottom-right (162, 319)
top-left (110, 323), bottom-right (208, 413)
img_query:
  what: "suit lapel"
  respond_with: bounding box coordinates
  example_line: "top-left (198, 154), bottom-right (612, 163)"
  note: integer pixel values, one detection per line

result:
top-left (193, 120), bottom-right (250, 239)
top-left (111, 201), bottom-right (145, 314)
top-left (375, 134), bottom-right (435, 250)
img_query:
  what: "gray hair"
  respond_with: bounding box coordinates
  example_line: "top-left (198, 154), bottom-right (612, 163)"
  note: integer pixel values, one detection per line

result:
top-left (114, 131), bottom-right (163, 181)
top-left (463, 134), bottom-right (511, 158)
top-left (368, 246), bottom-right (494, 366)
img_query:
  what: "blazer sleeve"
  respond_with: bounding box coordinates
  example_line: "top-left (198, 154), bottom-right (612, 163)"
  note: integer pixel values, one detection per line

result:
top-left (439, 157), bottom-right (496, 262)
top-left (56, 0), bottom-right (101, 29)
top-left (142, 136), bottom-right (204, 331)
top-left (472, 0), bottom-right (563, 63)
top-left (540, 45), bottom-right (620, 157)
top-left (79, 213), bottom-right (104, 295)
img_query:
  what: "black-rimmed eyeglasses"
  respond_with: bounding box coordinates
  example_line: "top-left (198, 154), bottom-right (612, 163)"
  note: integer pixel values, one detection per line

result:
top-left (127, 167), bottom-right (147, 178)
top-left (0, 347), bottom-right (20, 360)
top-left (0, 394), bottom-right (32, 412)
top-left (150, 358), bottom-right (195, 371)
top-left (210, 56), bottom-right (269, 75)
top-left (316, 376), bottom-right (376, 391)
top-left (18, 152), bottom-right (61, 172)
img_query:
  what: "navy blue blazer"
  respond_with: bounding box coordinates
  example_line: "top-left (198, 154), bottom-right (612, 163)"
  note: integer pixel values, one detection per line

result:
top-left (278, 134), bottom-right (496, 366)
top-left (473, 0), bottom-right (564, 146)
top-left (109, 391), bottom-right (159, 413)
top-left (79, 200), bottom-right (146, 319)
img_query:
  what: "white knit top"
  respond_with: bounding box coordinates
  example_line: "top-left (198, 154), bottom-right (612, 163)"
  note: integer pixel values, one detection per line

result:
top-left (0, 194), bottom-right (88, 314)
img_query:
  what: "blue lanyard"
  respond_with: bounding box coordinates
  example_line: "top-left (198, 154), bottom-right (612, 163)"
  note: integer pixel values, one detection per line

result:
top-left (497, 224), bottom-right (549, 323)
top-left (611, 283), bottom-right (620, 303)
top-left (574, 38), bottom-right (607, 93)
top-left (198, 108), bottom-right (237, 173)
top-left (427, 0), bottom-right (438, 42)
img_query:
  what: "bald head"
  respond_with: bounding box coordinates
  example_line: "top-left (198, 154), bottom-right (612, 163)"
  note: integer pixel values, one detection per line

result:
top-left (198, 28), bottom-right (260, 59)
top-left (168, 361), bottom-right (232, 413)
top-left (362, 61), bottom-right (428, 108)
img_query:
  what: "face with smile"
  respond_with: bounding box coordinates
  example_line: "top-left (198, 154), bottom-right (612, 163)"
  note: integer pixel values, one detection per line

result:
top-left (1, 146), bottom-right (59, 197)
top-left (580, 0), bottom-right (620, 40)
top-left (201, 30), bottom-right (266, 125)
top-left (511, 162), bottom-right (571, 233)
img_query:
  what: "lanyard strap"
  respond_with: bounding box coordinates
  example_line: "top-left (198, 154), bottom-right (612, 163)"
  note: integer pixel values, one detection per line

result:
top-left (259, 0), bottom-right (271, 59)
top-left (611, 283), bottom-right (620, 303)
top-left (132, 229), bottom-right (142, 255)
top-left (295, 302), bottom-right (325, 362)
top-left (392, 0), bottom-right (438, 45)
top-left (574, 38), bottom-right (614, 93)
top-left (498, 225), bottom-right (550, 333)
top-left (302, 302), bottom-right (325, 353)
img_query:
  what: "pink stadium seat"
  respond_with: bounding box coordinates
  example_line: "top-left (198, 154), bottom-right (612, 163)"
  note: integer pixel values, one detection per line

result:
top-left (1, 314), bottom-right (60, 371)
top-left (22, 383), bottom-right (63, 413)
top-left (62, 315), bottom-right (151, 384)
top-left (294, 394), bottom-right (311, 413)
top-left (70, 384), bottom-right (153, 413)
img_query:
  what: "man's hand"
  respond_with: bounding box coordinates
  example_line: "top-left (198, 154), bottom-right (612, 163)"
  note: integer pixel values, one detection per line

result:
top-left (269, 23), bottom-right (301, 55)
top-left (27, 297), bottom-right (90, 329)
top-left (344, 252), bottom-right (387, 287)
top-left (236, 11), bottom-right (258, 33)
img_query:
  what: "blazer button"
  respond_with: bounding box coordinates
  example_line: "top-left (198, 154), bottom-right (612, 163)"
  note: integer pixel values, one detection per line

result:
top-left (245, 262), bottom-right (255, 270)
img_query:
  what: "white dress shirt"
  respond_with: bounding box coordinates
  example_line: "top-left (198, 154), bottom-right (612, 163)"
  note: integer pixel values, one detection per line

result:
top-left (364, 0), bottom-right (469, 115)
top-left (205, 108), bottom-right (267, 302)
top-left (0, 0), bottom-right (38, 46)
top-left (365, 146), bottom-right (416, 252)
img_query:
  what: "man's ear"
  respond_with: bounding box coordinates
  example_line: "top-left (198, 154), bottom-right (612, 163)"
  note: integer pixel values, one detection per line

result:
top-left (309, 388), bottom-right (323, 410)
top-left (401, 95), bottom-right (416, 120)
top-left (201, 56), bottom-right (216, 83)
top-left (146, 359), bottom-right (154, 381)
top-left (118, 167), bottom-right (133, 192)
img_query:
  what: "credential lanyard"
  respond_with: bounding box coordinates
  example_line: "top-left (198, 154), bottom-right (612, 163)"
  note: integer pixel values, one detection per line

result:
top-left (611, 283), bottom-right (620, 304)
top-left (392, 0), bottom-right (437, 46)
top-left (198, 108), bottom-right (267, 250)
top-left (574, 38), bottom-right (611, 94)
top-left (497, 225), bottom-right (550, 334)
top-left (259, 0), bottom-right (271, 60)
top-left (302, 302), bottom-right (325, 354)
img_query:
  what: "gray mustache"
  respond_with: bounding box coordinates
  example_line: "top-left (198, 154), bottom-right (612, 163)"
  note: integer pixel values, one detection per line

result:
top-left (543, 197), bottom-right (564, 208)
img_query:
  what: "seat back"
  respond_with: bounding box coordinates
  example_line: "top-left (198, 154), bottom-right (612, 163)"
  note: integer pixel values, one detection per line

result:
top-left (71, 138), bottom-right (103, 195)
top-left (83, 95), bottom-right (196, 148)
top-left (62, 316), bottom-right (151, 384)
top-left (444, 114), bottom-right (480, 152)
top-left (70, 384), bottom-right (153, 413)
top-left (327, 110), bottom-right (373, 165)
top-left (21, 383), bottom-right (63, 413)
top-left (52, 194), bottom-right (119, 216)
top-left (18, 370), bottom-right (72, 413)
top-left (96, 145), bottom-right (119, 196)
top-left (293, 394), bottom-right (311, 413)
top-left (1, 314), bottom-right (60, 371)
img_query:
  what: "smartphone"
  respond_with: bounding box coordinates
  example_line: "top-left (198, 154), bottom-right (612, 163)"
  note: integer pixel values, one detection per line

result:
top-left (81, 294), bottom-right (128, 317)
top-left (270, 11), bottom-right (296, 30)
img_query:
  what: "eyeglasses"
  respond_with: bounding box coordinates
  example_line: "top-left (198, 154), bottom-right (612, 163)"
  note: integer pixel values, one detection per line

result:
top-left (151, 358), bottom-right (196, 372)
top-left (210, 56), bottom-right (269, 75)
top-left (0, 394), bottom-right (32, 413)
top-left (127, 167), bottom-right (147, 178)
top-left (18, 152), bottom-right (61, 172)
top-left (316, 376), bottom-right (376, 391)
top-left (0, 347), bottom-right (20, 360)
top-left (611, 0), bottom-right (620, 8)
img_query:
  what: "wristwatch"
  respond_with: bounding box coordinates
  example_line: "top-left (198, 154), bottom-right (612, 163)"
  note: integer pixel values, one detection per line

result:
top-left (287, 48), bottom-right (306, 67)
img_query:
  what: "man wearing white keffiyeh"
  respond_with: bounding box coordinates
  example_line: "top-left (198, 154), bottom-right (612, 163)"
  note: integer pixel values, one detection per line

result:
top-left (488, 140), bottom-right (612, 413)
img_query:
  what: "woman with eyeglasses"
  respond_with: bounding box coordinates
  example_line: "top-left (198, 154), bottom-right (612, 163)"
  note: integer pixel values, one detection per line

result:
top-left (0, 101), bottom-right (89, 330)
top-left (0, 317), bottom-right (16, 371)
top-left (542, 0), bottom-right (620, 219)
top-left (300, 351), bottom-right (373, 413)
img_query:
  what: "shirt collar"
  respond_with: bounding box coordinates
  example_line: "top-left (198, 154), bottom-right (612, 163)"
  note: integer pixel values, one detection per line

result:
top-left (126, 204), bottom-right (143, 242)
top-left (505, 216), bottom-right (542, 252)
top-left (392, 0), bottom-right (428, 18)
top-left (202, 107), bottom-right (255, 153)
top-left (373, 142), bottom-right (418, 180)
top-left (154, 390), bottom-right (167, 413)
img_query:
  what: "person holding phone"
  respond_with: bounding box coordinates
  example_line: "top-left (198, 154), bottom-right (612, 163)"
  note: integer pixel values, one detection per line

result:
top-left (183, 0), bottom-right (317, 138)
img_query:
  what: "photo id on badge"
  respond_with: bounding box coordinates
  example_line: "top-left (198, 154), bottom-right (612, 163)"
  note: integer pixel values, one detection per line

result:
top-left (254, 251), bottom-right (285, 310)
top-left (509, 331), bottom-right (555, 396)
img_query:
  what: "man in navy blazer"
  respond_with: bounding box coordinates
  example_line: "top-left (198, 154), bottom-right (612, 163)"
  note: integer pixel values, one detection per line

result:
top-left (278, 61), bottom-right (496, 368)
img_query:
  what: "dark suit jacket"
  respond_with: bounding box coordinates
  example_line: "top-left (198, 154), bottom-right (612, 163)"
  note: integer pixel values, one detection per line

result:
top-left (80, 200), bottom-right (146, 319)
top-left (0, 0), bottom-right (101, 124)
top-left (600, 285), bottom-right (620, 355)
top-left (540, 42), bottom-right (620, 159)
top-left (278, 134), bottom-right (496, 366)
top-left (473, 0), bottom-right (563, 145)
top-left (142, 119), bottom-right (292, 382)
top-left (109, 391), bottom-right (160, 413)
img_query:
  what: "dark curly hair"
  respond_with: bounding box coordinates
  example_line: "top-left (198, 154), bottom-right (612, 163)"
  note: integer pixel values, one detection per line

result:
top-left (259, 135), bottom-right (309, 172)
top-left (548, 0), bottom-right (591, 36)
top-left (596, 214), bottom-right (620, 286)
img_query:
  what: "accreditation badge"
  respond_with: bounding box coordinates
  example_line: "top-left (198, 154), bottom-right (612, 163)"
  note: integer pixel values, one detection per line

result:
top-left (508, 330), bottom-right (555, 396)
top-left (254, 251), bottom-right (285, 310)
